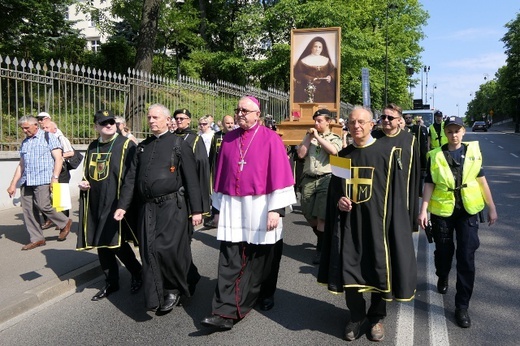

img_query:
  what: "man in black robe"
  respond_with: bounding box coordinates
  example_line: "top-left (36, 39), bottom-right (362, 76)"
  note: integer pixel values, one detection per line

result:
top-left (173, 108), bottom-right (211, 214)
top-left (372, 103), bottom-right (420, 232)
top-left (77, 110), bottom-right (142, 301)
top-left (403, 112), bottom-right (428, 196)
top-left (318, 106), bottom-right (417, 342)
top-left (205, 114), bottom-right (235, 228)
top-left (115, 104), bottom-right (204, 313)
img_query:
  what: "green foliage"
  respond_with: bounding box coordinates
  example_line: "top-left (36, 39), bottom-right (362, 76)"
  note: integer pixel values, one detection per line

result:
top-left (1, 0), bottom-right (429, 112)
top-left (0, 0), bottom-right (84, 62)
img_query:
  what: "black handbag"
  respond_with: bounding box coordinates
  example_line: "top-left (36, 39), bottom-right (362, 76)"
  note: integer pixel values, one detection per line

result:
top-left (66, 149), bottom-right (84, 170)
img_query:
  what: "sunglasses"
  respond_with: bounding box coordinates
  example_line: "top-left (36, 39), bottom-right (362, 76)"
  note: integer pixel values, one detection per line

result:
top-left (99, 119), bottom-right (116, 126)
top-left (380, 114), bottom-right (398, 121)
top-left (175, 117), bottom-right (189, 122)
top-left (199, 123), bottom-right (208, 126)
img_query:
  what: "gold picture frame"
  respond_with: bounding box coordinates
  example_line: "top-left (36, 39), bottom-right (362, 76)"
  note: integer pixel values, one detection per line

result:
top-left (290, 27), bottom-right (341, 117)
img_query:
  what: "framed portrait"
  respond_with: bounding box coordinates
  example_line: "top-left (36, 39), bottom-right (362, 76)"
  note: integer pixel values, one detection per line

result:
top-left (290, 27), bottom-right (341, 116)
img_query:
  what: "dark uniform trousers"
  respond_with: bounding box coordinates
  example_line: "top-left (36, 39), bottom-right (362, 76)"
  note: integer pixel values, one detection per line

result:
top-left (98, 242), bottom-right (142, 286)
top-left (431, 209), bottom-right (480, 309)
top-left (345, 290), bottom-right (386, 323)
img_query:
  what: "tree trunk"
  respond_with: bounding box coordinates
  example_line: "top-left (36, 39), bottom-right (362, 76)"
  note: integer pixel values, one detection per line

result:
top-left (127, 0), bottom-right (161, 128)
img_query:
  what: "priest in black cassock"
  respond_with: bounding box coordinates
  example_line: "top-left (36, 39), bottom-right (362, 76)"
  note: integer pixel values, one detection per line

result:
top-left (372, 103), bottom-right (421, 232)
top-left (318, 106), bottom-right (417, 342)
top-left (77, 110), bottom-right (142, 301)
top-left (115, 104), bottom-right (204, 313)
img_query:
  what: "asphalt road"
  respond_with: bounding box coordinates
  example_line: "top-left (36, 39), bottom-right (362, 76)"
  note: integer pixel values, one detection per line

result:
top-left (1, 127), bottom-right (518, 345)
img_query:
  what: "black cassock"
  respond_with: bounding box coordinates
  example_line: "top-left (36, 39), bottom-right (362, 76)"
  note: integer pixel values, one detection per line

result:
top-left (77, 135), bottom-right (138, 249)
top-left (119, 131), bottom-right (203, 309)
top-left (317, 138), bottom-right (417, 301)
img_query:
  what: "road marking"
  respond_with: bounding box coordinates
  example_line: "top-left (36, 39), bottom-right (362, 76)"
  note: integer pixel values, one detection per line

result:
top-left (490, 141), bottom-right (494, 143)
top-left (395, 231), bottom-right (419, 345)
top-left (498, 146), bottom-right (504, 149)
top-left (428, 238), bottom-right (450, 345)
top-left (511, 153), bottom-right (519, 158)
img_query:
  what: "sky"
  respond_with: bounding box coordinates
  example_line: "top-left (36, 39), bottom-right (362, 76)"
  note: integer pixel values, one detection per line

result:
top-left (413, 1), bottom-right (520, 117)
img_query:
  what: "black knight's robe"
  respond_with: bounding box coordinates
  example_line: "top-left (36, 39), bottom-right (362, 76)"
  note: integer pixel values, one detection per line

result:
top-left (318, 138), bottom-right (417, 301)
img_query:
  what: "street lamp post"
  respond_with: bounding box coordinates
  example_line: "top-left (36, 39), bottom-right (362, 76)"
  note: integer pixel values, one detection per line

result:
top-left (424, 66), bottom-right (430, 105)
top-left (384, 3), bottom-right (398, 106)
top-left (431, 83), bottom-right (437, 109)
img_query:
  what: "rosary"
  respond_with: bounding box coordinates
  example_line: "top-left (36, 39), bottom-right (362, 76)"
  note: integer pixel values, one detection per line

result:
top-left (237, 125), bottom-right (260, 172)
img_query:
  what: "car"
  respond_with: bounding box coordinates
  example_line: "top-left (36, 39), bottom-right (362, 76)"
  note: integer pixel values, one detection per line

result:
top-left (472, 121), bottom-right (487, 132)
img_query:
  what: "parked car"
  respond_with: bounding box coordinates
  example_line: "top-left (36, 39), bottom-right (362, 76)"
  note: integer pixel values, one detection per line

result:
top-left (472, 121), bottom-right (487, 132)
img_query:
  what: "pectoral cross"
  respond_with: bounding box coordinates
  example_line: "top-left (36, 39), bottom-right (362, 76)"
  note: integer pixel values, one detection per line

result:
top-left (238, 158), bottom-right (246, 172)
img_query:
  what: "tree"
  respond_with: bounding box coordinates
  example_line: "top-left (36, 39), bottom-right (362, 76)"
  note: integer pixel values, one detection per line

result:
top-left (0, 0), bottom-right (84, 62)
top-left (502, 12), bottom-right (520, 130)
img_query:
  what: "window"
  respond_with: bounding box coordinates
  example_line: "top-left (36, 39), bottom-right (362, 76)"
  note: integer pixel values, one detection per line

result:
top-left (90, 39), bottom-right (101, 52)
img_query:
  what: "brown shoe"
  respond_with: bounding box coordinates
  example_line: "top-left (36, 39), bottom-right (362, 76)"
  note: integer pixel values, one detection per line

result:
top-left (369, 322), bottom-right (385, 342)
top-left (21, 240), bottom-right (46, 250)
top-left (58, 219), bottom-right (72, 241)
top-left (41, 220), bottom-right (55, 230)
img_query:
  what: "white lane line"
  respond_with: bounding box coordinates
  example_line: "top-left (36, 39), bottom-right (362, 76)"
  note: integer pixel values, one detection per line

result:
top-left (490, 141), bottom-right (494, 143)
top-left (394, 231), bottom-right (419, 345)
top-left (511, 153), bottom-right (519, 158)
top-left (498, 146), bottom-right (504, 149)
top-left (428, 239), bottom-right (450, 345)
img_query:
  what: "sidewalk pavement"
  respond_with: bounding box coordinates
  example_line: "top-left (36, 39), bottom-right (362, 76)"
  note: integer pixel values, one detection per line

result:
top-left (0, 120), bottom-right (516, 328)
top-left (0, 198), bottom-right (103, 326)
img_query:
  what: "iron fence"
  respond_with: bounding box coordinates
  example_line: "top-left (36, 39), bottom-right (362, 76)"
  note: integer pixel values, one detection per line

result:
top-left (1, 55), bottom-right (353, 151)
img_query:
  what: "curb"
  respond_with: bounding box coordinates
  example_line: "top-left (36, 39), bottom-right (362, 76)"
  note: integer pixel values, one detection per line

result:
top-left (0, 260), bottom-right (102, 326)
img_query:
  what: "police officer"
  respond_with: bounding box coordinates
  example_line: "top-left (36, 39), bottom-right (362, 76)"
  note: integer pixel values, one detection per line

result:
top-left (428, 110), bottom-right (448, 150)
top-left (418, 116), bottom-right (497, 328)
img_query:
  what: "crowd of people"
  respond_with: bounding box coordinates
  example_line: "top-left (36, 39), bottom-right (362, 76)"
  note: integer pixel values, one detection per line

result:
top-left (7, 98), bottom-right (497, 341)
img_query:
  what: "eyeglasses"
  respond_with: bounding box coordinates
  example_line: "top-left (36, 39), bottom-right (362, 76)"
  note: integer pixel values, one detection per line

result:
top-left (380, 114), bottom-right (399, 121)
top-left (175, 117), bottom-right (189, 122)
top-left (347, 120), bottom-right (369, 126)
top-left (234, 108), bottom-right (256, 115)
top-left (98, 119), bottom-right (116, 126)
top-left (199, 123), bottom-right (208, 126)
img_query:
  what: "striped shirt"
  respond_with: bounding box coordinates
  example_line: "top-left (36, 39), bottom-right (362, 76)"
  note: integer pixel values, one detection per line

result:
top-left (19, 129), bottom-right (62, 186)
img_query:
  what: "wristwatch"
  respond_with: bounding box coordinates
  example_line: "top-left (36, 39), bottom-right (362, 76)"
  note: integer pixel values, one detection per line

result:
top-left (52, 175), bottom-right (59, 179)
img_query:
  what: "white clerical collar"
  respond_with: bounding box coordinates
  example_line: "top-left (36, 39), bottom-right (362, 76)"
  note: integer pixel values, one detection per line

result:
top-left (154, 130), bottom-right (169, 138)
top-left (353, 135), bottom-right (375, 148)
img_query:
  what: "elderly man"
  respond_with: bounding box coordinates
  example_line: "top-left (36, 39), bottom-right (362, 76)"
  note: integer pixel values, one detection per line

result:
top-left (115, 104), bottom-right (204, 313)
top-left (201, 96), bottom-right (296, 330)
top-left (205, 114), bottom-right (236, 228)
top-left (7, 116), bottom-right (72, 250)
top-left (37, 112), bottom-right (64, 137)
top-left (318, 106), bottom-right (417, 342)
top-left (297, 108), bottom-right (342, 264)
top-left (77, 110), bottom-right (142, 301)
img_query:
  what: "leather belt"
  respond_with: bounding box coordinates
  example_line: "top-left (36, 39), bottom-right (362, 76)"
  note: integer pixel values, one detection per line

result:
top-left (144, 191), bottom-right (178, 204)
top-left (305, 172), bottom-right (331, 179)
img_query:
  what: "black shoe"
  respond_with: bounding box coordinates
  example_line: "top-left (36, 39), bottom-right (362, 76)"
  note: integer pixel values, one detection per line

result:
top-left (91, 283), bottom-right (119, 301)
top-left (437, 277), bottom-right (449, 294)
top-left (201, 315), bottom-right (233, 330)
top-left (344, 318), bottom-right (367, 341)
top-left (130, 276), bottom-right (143, 294)
top-left (259, 296), bottom-right (274, 311)
top-left (455, 308), bottom-right (471, 328)
top-left (159, 292), bottom-right (181, 312)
